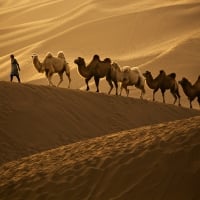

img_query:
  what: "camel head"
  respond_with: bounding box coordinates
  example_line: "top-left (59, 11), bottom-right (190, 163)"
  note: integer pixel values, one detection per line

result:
top-left (143, 71), bottom-right (151, 78)
top-left (32, 53), bottom-right (45, 73)
top-left (74, 57), bottom-right (86, 67)
top-left (178, 77), bottom-right (191, 86)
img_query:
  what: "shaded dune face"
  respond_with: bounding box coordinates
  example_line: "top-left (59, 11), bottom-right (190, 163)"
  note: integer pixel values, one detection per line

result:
top-left (0, 115), bottom-right (200, 200)
top-left (0, 81), bottom-right (199, 165)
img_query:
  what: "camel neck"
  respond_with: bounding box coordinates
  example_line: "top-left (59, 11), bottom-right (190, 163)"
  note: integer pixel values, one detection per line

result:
top-left (77, 64), bottom-right (91, 78)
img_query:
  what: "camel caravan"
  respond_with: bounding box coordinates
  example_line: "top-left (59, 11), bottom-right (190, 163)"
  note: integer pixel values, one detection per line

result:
top-left (31, 52), bottom-right (200, 109)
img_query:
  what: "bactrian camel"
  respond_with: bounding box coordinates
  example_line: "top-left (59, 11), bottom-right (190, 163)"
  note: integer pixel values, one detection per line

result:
top-left (74, 54), bottom-right (112, 92)
top-left (32, 51), bottom-right (71, 87)
top-left (110, 62), bottom-right (146, 98)
top-left (179, 76), bottom-right (200, 108)
top-left (143, 70), bottom-right (181, 105)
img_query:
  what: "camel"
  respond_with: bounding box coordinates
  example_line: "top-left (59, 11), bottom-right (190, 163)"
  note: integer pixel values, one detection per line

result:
top-left (74, 54), bottom-right (112, 92)
top-left (179, 76), bottom-right (200, 108)
top-left (110, 62), bottom-right (145, 98)
top-left (32, 51), bottom-right (71, 87)
top-left (143, 70), bottom-right (181, 105)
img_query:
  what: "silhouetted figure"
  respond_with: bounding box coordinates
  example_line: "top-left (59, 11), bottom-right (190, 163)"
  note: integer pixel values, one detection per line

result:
top-left (10, 54), bottom-right (21, 83)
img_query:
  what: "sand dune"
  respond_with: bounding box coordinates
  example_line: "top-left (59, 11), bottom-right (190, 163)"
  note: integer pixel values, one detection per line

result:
top-left (0, 115), bottom-right (200, 200)
top-left (1, 0), bottom-right (200, 82)
top-left (1, 1), bottom-right (200, 199)
top-left (1, 81), bottom-right (199, 165)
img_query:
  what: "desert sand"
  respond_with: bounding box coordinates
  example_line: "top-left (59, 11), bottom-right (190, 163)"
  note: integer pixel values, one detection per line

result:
top-left (0, 0), bottom-right (200, 199)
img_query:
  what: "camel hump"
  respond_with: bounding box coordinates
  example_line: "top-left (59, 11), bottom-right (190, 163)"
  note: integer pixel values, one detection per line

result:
top-left (181, 77), bottom-right (189, 83)
top-left (103, 58), bottom-right (111, 63)
top-left (57, 51), bottom-right (65, 59)
top-left (93, 54), bottom-right (100, 60)
top-left (111, 62), bottom-right (120, 70)
top-left (159, 70), bottom-right (166, 75)
top-left (46, 52), bottom-right (53, 58)
top-left (122, 66), bottom-right (131, 72)
top-left (168, 73), bottom-right (176, 79)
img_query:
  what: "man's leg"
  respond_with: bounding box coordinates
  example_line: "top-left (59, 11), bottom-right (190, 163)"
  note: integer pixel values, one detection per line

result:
top-left (10, 75), bottom-right (13, 82)
top-left (16, 75), bottom-right (21, 83)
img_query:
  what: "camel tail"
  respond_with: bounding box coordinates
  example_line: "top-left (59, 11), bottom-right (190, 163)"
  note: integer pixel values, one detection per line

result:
top-left (168, 73), bottom-right (176, 79)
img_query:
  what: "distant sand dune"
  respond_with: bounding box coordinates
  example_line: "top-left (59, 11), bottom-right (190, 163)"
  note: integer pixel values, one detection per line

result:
top-left (0, 115), bottom-right (199, 200)
top-left (1, 0), bottom-right (200, 82)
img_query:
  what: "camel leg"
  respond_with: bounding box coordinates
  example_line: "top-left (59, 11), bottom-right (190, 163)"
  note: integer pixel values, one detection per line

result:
top-left (57, 73), bottom-right (63, 87)
top-left (197, 96), bottom-right (200, 107)
top-left (66, 72), bottom-right (71, 88)
top-left (189, 99), bottom-right (193, 109)
top-left (140, 86), bottom-right (145, 99)
top-left (153, 88), bottom-right (159, 101)
top-left (123, 85), bottom-right (129, 97)
top-left (119, 85), bottom-right (123, 96)
top-left (161, 89), bottom-right (166, 103)
top-left (126, 88), bottom-right (130, 97)
top-left (170, 89), bottom-right (181, 106)
top-left (171, 91), bottom-right (177, 105)
top-left (120, 83), bottom-right (126, 96)
top-left (140, 90), bottom-right (143, 99)
top-left (94, 76), bottom-right (100, 92)
top-left (47, 73), bottom-right (55, 86)
top-left (175, 89), bottom-right (181, 106)
top-left (85, 77), bottom-right (92, 91)
top-left (107, 79), bottom-right (113, 95)
top-left (114, 81), bottom-right (119, 95)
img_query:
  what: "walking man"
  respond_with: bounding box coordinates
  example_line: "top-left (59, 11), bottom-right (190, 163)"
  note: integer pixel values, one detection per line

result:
top-left (10, 54), bottom-right (21, 83)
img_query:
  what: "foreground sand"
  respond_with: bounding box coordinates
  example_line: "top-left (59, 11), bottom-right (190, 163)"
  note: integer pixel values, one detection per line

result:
top-left (0, 115), bottom-right (199, 200)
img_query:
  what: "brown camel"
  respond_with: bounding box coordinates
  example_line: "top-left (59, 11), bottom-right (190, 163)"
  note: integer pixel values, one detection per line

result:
top-left (179, 76), bottom-right (200, 108)
top-left (143, 70), bottom-right (181, 105)
top-left (74, 55), bottom-right (112, 92)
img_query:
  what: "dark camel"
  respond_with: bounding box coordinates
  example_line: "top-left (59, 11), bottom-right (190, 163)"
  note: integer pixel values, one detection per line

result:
top-left (74, 55), bottom-right (112, 92)
top-left (179, 76), bottom-right (200, 108)
top-left (143, 70), bottom-right (181, 105)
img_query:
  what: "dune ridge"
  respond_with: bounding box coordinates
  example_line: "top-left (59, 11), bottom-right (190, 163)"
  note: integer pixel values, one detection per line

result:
top-left (0, 115), bottom-right (199, 200)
